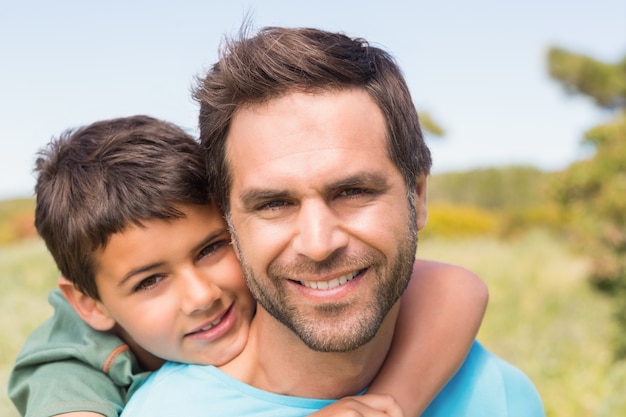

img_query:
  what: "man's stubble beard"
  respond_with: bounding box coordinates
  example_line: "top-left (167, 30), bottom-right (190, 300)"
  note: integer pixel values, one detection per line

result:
top-left (227, 194), bottom-right (418, 353)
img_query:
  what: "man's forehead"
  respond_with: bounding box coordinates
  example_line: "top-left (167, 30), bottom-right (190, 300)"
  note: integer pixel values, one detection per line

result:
top-left (226, 91), bottom-right (386, 149)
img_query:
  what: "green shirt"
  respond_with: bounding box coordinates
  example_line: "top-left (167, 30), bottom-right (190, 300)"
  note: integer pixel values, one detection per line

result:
top-left (8, 289), bottom-right (151, 417)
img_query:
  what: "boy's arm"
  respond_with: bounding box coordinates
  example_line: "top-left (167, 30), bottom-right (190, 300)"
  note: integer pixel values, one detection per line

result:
top-left (368, 260), bottom-right (489, 416)
top-left (8, 288), bottom-right (142, 417)
top-left (9, 352), bottom-right (125, 417)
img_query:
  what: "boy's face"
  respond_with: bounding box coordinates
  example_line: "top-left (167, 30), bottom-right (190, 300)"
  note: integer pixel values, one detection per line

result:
top-left (92, 202), bottom-right (254, 366)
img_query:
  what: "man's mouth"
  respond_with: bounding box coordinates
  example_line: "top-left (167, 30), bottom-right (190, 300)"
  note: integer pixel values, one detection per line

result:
top-left (297, 270), bottom-right (361, 290)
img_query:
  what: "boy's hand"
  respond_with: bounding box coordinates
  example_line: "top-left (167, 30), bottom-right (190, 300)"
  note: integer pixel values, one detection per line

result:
top-left (310, 393), bottom-right (404, 417)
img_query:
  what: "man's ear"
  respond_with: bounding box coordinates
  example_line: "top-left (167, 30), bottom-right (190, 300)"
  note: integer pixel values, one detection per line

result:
top-left (414, 174), bottom-right (428, 231)
top-left (58, 276), bottom-right (116, 331)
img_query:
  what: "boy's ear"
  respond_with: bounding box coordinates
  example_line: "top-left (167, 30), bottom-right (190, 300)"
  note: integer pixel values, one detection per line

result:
top-left (414, 174), bottom-right (428, 231)
top-left (58, 276), bottom-right (116, 331)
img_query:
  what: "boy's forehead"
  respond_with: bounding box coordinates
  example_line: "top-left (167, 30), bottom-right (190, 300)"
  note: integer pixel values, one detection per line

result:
top-left (93, 202), bottom-right (226, 278)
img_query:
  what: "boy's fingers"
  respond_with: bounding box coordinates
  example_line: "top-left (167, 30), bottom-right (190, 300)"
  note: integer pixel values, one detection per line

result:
top-left (310, 394), bottom-right (404, 417)
top-left (349, 394), bottom-right (404, 417)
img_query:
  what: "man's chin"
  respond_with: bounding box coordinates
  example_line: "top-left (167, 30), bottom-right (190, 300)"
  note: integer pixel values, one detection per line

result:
top-left (285, 312), bottom-right (381, 353)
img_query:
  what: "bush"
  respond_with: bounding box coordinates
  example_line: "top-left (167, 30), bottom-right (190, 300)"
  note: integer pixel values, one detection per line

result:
top-left (423, 202), bottom-right (500, 238)
top-left (0, 199), bottom-right (36, 245)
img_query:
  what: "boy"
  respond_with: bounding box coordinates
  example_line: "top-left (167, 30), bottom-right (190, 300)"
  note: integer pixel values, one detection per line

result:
top-left (9, 115), bottom-right (488, 416)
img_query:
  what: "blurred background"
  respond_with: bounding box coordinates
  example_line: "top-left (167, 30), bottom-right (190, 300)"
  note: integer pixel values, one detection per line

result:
top-left (1, 1), bottom-right (625, 416)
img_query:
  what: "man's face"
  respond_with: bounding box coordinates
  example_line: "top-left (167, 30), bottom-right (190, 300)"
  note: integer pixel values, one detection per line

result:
top-left (93, 203), bottom-right (255, 366)
top-left (225, 88), bottom-right (427, 352)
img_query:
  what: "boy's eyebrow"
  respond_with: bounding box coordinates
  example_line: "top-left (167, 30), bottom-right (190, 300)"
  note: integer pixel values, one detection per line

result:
top-left (118, 261), bottom-right (166, 287)
top-left (117, 227), bottom-right (230, 287)
top-left (191, 227), bottom-right (230, 253)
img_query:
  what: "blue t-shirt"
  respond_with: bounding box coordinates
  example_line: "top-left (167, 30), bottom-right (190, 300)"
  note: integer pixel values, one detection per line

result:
top-left (122, 341), bottom-right (545, 416)
top-left (422, 341), bottom-right (544, 416)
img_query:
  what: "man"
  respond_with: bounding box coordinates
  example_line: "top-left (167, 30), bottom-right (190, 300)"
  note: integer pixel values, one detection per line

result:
top-left (122, 26), bottom-right (545, 416)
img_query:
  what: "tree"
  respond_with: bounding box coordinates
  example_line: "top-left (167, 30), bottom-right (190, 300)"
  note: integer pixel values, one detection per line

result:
top-left (418, 111), bottom-right (446, 137)
top-left (548, 46), bottom-right (626, 358)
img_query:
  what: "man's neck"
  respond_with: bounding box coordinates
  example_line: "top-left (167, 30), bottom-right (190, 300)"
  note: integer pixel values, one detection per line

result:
top-left (219, 303), bottom-right (399, 399)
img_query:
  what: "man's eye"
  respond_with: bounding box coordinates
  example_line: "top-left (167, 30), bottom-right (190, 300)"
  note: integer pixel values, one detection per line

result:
top-left (258, 200), bottom-right (289, 210)
top-left (340, 188), bottom-right (368, 197)
top-left (134, 275), bottom-right (164, 292)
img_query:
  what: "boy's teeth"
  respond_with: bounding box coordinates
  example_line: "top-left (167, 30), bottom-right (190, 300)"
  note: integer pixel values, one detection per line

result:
top-left (200, 316), bottom-right (223, 331)
top-left (300, 272), bottom-right (356, 290)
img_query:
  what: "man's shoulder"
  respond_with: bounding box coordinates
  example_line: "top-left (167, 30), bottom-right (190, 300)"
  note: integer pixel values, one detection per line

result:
top-left (123, 363), bottom-right (335, 417)
top-left (424, 341), bottom-right (545, 417)
top-left (472, 342), bottom-right (545, 413)
top-left (123, 362), bottom-right (219, 415)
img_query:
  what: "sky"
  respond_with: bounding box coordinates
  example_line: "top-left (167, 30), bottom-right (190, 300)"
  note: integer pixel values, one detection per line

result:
top-left (1, 0), bottom-right (624, 199)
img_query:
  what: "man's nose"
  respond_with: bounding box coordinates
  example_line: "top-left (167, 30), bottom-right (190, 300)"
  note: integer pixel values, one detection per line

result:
top-left (179, 269), bottom-right (222, 315)
top-left (292, 199), bottom-right (349, 261)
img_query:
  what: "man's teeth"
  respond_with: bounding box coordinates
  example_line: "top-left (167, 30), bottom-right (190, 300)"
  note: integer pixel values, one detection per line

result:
top-left (299, 272), bottom-right (358, 290)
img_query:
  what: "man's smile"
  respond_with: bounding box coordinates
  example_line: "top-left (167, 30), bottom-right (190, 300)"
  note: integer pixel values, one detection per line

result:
top-left (296, 270), bottom-right (362, 290)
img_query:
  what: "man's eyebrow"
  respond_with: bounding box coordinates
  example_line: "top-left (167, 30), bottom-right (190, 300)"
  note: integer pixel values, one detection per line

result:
top-left (239, 189), bottom-right (291, 210)
top-left (324, 173), bottom-right (389, 193)
top-left (238, 173), bottom-right (390, 209)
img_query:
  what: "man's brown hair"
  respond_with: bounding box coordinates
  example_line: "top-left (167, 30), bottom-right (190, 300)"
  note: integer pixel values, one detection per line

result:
top-left (194, 26), bottom-right (432, 213)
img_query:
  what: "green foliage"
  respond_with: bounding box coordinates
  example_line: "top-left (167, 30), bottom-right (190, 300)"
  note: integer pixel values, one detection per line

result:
top-left (427, 166), bottom-right (566, 238)
top-left (0, 239), bottom-right (58, 417)
top-left (548, 47), bottom-right (626, 108)
top-left (419, 232), bottom-right (626, 417)
top-left (423, 202), bottom-right (500, 238)
top-left (548, 45), bottom-right (626, 359)
top-left (418, 111), bottom-right (446, 137)
top-left (0, 198), bottom-right (36, 245)
top-left (498, 203), bottom-right (565, 237)
top-left (428, 165), bottom-right (550, 210)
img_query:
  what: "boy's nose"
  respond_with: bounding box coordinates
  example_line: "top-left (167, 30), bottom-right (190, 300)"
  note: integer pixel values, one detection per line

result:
top-left (179, 269), bottom-right (222, 315)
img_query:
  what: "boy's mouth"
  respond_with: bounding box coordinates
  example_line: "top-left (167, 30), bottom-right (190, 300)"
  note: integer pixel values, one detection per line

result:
top-left (186, 304), bottom-right (233, 336)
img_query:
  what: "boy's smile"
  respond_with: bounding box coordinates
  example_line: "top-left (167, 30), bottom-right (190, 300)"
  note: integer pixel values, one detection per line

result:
top-left (91, 202), bottom-right (255, 368)
top-left (183, 302), bottom-right (237, 340)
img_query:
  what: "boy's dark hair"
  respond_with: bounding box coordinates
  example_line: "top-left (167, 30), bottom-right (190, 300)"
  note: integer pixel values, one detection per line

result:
top-left (34, 115), bottom-right (210, 299)
top-left (193, 26), bottom-right (432, 214)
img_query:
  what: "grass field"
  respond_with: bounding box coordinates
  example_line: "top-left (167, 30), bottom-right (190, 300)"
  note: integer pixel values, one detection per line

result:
top-left (1, 231), bottom-right (625, 416)
top-left (1, 239), bottom-right (58, 417)
top-left (419, 231), bottom-right (626, 417)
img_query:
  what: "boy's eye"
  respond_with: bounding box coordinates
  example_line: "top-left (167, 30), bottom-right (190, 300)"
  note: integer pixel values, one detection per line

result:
top-left (198, 239), bottom-right (230, 260)
top-left (134, 275), bottom-right (165, 292)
